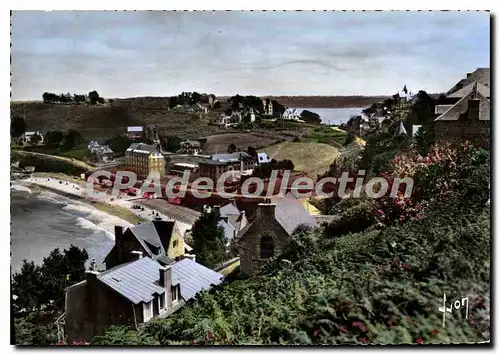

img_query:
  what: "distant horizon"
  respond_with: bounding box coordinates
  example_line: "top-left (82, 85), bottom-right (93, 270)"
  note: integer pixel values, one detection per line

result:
top-left (11, 11), bottom-right (489, 101)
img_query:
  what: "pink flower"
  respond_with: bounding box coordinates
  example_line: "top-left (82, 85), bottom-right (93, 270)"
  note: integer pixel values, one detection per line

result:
top-left (352, 321), bottom-right (368, 333)
top-left (339, 326), bottom-right (346, 333)
top-left (415, 337), bottom-right (424, 344)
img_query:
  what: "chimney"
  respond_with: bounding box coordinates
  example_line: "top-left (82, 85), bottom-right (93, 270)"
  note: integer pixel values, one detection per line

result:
top-left (184, 254), bottom-right (196, 262)
top-left (115, 226), bottom-right (124, 264)
top-left (212, 205), bottom-right (221, 216)
top-left (159, 266), bottom-right (173, 307)
top-left (256, 202), bottom-right (276, 220)
top-left (115, 226), bottom-right (124, 245)
top-left (467, 72), bottom-right (472, 79)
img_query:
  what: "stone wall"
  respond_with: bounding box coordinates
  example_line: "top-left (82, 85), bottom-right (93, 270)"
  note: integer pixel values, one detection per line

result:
top-left (237, 205), bottom-right (290, 276)
top-left (435, 99), bottom-right (490, 150)
top-left (65, 274), bottom-right (139, 343)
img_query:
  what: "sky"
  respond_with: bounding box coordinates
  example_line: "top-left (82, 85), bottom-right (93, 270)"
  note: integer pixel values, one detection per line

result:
top-left (11, 11), bottom-right (490, 100)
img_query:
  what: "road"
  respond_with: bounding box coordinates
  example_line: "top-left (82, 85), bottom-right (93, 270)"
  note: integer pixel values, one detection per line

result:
top-left (12, 150), bottom-right (96, 171)
top-left (134, 198), bottom-right (202, 226)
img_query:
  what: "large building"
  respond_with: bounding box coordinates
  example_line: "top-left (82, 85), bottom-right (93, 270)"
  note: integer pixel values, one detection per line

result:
top-left (198, 152), bottom-right (256, 182)
top-left (434, 68), bottom-right (490, 149)
top-left (125, 143), bottom-right (165, 179)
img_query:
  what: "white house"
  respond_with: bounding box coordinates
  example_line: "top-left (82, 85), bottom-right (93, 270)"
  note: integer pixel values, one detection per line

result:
top-left (282, 108), bottom-right (303, 121)
top-left (23, 131), bottom-right (44, 145)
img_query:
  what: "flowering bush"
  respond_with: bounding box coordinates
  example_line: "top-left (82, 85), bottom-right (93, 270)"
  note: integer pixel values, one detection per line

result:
top-left (374, 142), bottom-right (481, 226)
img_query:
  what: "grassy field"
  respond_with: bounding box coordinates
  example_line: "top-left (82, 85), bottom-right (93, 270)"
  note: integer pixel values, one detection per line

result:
top-left (90, 201), bottom-right (144, 225)
top-left (259, 141), bottom-right (340, 177)
top-left (306, 126), bottom-right (348, 147)
top-left (202, 132), bottom-right (283, 154)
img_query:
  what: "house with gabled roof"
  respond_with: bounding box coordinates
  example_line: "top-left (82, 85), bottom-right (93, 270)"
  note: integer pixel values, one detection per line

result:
top-left (434, 69), bottom-right (490, 149)
top-left (212, 200), bottom-right (249, 246)
top-left (234, 193), bottom-right (317, 276)
top-left (64, 256), bottom-right (223, 343)
top-left (104, 219), bottom-right (188, 270)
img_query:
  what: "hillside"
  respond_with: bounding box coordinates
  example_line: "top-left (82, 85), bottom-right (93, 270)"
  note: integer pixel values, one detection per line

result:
top-left (10, 101), bottom-right (226, 141)
top-left (201, 133), bottom-right (285, 155)
top-left (259, 141), bottom-right (340, 177)
top-left (10, 95), bottom-right (387, 141)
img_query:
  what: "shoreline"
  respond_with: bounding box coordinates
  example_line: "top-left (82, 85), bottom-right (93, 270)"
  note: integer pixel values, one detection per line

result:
top-left (18, 173), bottom-right (193, 236)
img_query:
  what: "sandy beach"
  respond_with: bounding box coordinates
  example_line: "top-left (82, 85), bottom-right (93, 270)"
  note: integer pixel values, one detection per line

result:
top-left (23, 175), bottom-right (193, 236)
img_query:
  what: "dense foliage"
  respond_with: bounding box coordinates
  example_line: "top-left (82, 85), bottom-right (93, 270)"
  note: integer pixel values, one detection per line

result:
top-left (11, 116), bottom-right (27, 138)
top-left (12, 246), bottom-right (89, 345)
top-left (190, 210), bottom-right (228, 269)
top-left (300, 109), bottom-right (321, 124)
top-left (95, 138), bottom-right (490, 345)
top-left (42, 91), bottom-right (103, 105)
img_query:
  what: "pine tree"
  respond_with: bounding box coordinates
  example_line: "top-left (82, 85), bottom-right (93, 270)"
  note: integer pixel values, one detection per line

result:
top-left (191, 210), bottom-right (227, 268)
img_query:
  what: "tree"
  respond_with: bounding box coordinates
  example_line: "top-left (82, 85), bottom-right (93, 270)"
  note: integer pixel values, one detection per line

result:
top-left (88, 90), bottom-right (100, 105)
top-left (29, 133), bottom-right (42, 145)
top-left (11, 116), bottom-right (26, 138)
top-left (227, 143), bottom-right (237, 153)
top-left (106, 135), bottom-right (133, 156)
top-left (191, 211), bottom-right (227, 268)
top-left (44, 131), bottom-right (65, 147)
top-left (62, 129), bottom-right (83, 150)
top-left (160, 135), bottom-right (182, 153)
top-left (247, 146), bottom-right (257, 158)
top-left (42, 92), bottom-right (57, 104)
top-left (73, 94), bottom-right (86, 104)
top-left (300, 110), bottom-right (321, 124)
top-left (191, 92), bottom-right (202, 104)
top-left (271, 100), bottom-right (286, 116)
top-left (344, 131), bottom-right (356, 146)
top-left (97, 97), bottom-right (105, 104)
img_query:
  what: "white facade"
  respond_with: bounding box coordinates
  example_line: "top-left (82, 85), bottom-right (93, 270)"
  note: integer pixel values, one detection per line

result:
top-left (23, 131), bottom-right (44, 145)
top-left (282, 108), bottom-right (302, 121)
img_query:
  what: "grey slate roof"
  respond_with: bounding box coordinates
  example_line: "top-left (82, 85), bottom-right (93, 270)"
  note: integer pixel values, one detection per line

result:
top-left (237, 193), bottom-right (317, 240)
top-left (394, 121), bottom-right (408, 136)
top-left (218, 219), bottom-right (236, 243)
top-left (170, 258), bottom-right (224, 301)
top-left (199, 160), bottom-right (229, 166)
top-left (126, 143), bottom-right (158, 153)
top-left (211, 152), bottom-right (251, 162)
top-left (129, 219), bottom-right (177, 254)
top-left (98, 257), bottom-right (165, 304)
top-left (272, 193), bottom-right (318, 235)
top-left (435, 84), bottom-right (490, 121)
top-left (98, 257), bottom-right (224, 305)
top-left (446, 68), bottom-right (490, 96)
top-left (447, 81), bottom-right (490, 99)
top-left (220, 202), bottom-right (240, 216)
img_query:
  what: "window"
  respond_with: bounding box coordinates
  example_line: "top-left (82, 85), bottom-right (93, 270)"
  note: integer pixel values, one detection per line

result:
top-left (171, 284), bottom-right (180, 303)
top-left (173, 240), bottom-right (178, 248)
top-left (260, 236), bottom-right (274, 259)
top-left (159, 293), bottom-right (165, 310)
top-left (143, 301), bottom-right (153, 322)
